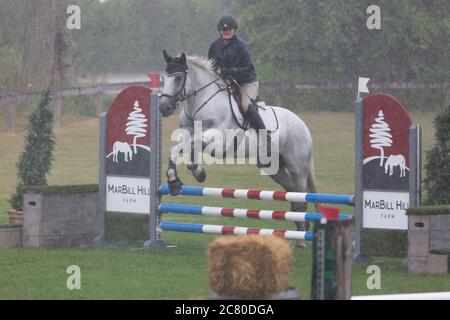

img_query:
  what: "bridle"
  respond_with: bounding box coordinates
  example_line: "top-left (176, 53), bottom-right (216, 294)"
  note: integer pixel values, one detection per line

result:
top-left (160, 70), bottom-right (188, 104)
top-left (161, 67), bottom-right (226, 122)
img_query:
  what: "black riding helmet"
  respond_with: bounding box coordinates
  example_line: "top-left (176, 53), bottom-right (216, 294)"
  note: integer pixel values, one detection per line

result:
top-left (217, 14), bottom-right (238, 31)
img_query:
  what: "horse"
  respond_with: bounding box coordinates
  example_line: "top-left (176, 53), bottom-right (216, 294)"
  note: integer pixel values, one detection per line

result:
top-left (113, 141), bottom-right (133, 162)
top-left (384, 154), bottom-right (406, 177)
top-left (159, 50), bottom-right (318, 242)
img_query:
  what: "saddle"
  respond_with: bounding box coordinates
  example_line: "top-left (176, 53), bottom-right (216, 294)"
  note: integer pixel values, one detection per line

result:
top-left (228, 88), bottom-right (278, 131)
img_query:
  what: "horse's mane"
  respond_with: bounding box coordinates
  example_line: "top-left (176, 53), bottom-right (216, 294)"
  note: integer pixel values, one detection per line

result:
top-left (180, 55), bottom-right (225, 102)
top-left (186, 55), bottom-right (218, 79)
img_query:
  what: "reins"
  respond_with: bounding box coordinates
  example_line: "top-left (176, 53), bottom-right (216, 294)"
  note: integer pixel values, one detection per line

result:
top-left (179, 76), bottom-right (222, 103)
top-left (163, 64), bottom-right (250, 125)
top-left (184, 83), bottom-right (228, 123)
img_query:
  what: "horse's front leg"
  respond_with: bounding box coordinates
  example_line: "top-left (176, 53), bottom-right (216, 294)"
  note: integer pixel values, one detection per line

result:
top-left (187, 161), bottom-right (206, 183)
top-left (187, 128), bottom-right (224, 183)
top-left (166, 130), bottom-right (192, 196)
top-left (186, 128), bottom-right (212, 183)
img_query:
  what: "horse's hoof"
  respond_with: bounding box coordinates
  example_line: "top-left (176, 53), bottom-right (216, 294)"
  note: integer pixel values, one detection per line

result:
top-left (303, 222), bottom-right (310, 232)
top-left (294, 222), bottom-right (310, 232)
top-left (168, 178), bottom-right (183, 196)
top-left (295, 240), bottom-right (308, 249)
top-left (189, 165), bottom-right (206, 183)
top-left (195, 168), bottom-right (206, 183)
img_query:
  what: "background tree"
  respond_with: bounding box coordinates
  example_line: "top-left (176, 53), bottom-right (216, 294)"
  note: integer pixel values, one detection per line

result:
top-left (423, 104), bottom-right (450, 205)
top-left (1, 0), bottom-right (448, 112)
top-left (9, 90), bottom-right (56, 211)
top-left (0, 0), bottom-right (26, 94)
top-left (22, 0), bottom-right (76, 90)
top-left (75, 0), bottom-right (230, 76)
top-left (234, 0), bottom-right (450, 83)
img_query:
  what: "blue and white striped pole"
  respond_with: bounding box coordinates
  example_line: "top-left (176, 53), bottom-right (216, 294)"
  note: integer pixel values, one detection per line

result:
top-left (160, 184), bottom-right (355, 205)
top-left (159, 221), bottom-right (313, 241)
top-left (159, 203), bottom-right (352, 222)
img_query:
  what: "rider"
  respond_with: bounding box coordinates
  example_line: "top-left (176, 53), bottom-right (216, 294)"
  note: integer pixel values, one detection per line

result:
top-left (208, 14), bottom-right (270, 155)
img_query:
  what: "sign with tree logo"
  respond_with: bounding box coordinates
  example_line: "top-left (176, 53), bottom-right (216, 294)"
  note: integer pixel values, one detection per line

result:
top-left (354, 93), bottom-right (421, 258)
top-left (98, 86), bottom-right (162, 246)
top-left (101, 86), bottom-right (157, 214)
top-left (355, 93), bottom-right (421, 233)
top-left (359, 94), bottom-right (413, 230)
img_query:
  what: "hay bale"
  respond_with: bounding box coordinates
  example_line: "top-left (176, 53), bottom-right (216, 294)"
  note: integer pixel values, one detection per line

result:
top-left (208, 235), bottom-right (292, 299)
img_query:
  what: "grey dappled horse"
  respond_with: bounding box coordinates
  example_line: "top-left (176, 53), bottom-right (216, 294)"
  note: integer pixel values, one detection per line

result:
top-left (159, 51), bottom-right (318, 239)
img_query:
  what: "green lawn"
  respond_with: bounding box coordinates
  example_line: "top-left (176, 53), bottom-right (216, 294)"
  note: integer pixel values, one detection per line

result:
top-left (1, 110), bottom-right (448, 299)
top-left (1, 237), bottom-right (449, 299)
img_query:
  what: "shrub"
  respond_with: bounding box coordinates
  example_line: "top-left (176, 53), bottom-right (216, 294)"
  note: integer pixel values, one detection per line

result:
top-left (423, 103), bottom-right (450, 205)
top-left (9, 89), bottom-right (55, 211)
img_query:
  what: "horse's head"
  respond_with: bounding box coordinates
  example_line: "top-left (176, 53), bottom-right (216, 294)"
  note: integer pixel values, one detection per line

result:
top-left (160, 50), bottom-right (188, 117)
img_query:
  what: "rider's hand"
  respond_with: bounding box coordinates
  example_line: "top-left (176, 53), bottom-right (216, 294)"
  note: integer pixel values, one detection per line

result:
top-left (221, 68), bottom-right (233, 78)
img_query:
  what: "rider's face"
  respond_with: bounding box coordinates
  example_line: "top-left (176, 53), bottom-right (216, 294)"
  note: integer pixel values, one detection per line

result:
top-left (220, 28), bottom-right (236, 40)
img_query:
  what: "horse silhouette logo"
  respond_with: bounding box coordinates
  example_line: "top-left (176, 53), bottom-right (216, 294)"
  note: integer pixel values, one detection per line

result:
top-left (384, 154), bottom-right (406, 177)
top-left (113, 141), bottom-right (133, 163)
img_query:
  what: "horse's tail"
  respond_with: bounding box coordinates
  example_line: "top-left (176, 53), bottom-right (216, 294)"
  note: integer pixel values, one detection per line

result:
top-left (307, 156), bottom-right (320, 212)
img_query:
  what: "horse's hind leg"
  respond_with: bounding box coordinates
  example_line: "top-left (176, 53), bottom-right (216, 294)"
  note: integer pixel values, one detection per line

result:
top-left (270, 164), bottom-right (309, 247)
top-left (273, 160), bottom-right (310, 222)
top-left (277, 155), bottom-right (314, 247)
top-left (269, 165), bottom-right (295, 192)
top-left (289, 174), bottom-right (310, 248)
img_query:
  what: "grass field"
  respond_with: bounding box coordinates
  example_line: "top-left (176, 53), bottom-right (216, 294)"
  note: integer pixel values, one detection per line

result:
top-left (1, 108), bottom-right (449, 299)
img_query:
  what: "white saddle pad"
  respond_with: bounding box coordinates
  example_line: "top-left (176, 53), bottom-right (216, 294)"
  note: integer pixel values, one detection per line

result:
top-left (231, 100), bottom-right (279, 131)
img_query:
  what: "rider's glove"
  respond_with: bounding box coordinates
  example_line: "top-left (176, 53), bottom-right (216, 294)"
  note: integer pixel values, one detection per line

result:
top-left (221, 68), bottom-right (233, 78)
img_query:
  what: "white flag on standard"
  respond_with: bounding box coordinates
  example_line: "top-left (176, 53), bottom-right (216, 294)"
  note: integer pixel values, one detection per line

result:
top-left (358, 77), bottom-right (370, 98)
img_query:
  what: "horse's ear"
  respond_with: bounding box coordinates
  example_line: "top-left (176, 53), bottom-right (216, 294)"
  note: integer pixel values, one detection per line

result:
top-left (180, 52), bottom-right (186, 65)
top-left (163, 49), bottom-right (171, 63)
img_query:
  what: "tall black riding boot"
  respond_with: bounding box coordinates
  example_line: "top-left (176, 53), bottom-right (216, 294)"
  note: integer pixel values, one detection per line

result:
top-left (245, 103), bottom-right (265, 129)
top-left (244, 104), bottom-right (272, 161)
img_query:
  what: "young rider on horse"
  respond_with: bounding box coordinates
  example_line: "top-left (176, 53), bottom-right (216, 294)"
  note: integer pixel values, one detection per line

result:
top-left (208, 14), bottom-right (270, 154)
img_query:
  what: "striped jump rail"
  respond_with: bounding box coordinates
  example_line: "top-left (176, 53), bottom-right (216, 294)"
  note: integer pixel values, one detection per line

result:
top-left (159, 203), bottom-right (353, 222)
top-left (159, 221), bottom-right (313, 241)
top-left (159, 184), bottom-right (355, 205)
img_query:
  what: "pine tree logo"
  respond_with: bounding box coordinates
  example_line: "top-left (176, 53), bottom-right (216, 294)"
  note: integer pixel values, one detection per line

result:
top-left (125, 100), bottom-right (148, 154)
top-left (369, 110), bottom-right (393, 166)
